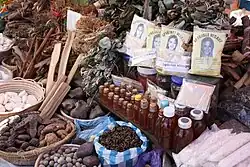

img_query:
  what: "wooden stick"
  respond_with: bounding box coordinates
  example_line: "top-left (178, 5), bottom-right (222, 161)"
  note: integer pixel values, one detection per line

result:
top-left (46, 43), bottom-right (62, 95)
top-left (66, 54), bottom-right (82, 84)
top-left (58, 31), bottom-right (76, 78)
top-left (24, 28), bottom-right (54, 78)
top-left (234, 72), bottom-right (249, 89)
top-left (40, 82), bottom-right (70, 120)
top-left (39, 75), bottom-right (67, 111)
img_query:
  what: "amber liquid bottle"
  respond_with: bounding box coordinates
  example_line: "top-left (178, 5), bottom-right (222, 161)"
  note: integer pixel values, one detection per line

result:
top-left (114, 87), bottom-right (120, 95)
top-left (139, 98), bottom-right (149, 129)
top-left (172, 117), bottom-right (194, 153)
top-left (125, 92), bottom-right (132, 101)
top-left (109, 84), bottom-right (115, 92)
top-left (190, 109), bottom-right (206, 139)
top-left (113, 95), bottom-right (119, 111)
top-left (107, 92), bottom-right (114, 109)
top-left (120, 89), bottom-right (126, 98)
top-left (161, 106), bottom-right (177, 149)
top-left (131, 95), bottom-right (135, 104)
top-left (148, 103), bottom-right (158, 133)
top-left (104, 82), bottom-right (110, 88)
top-left (121, 101), bottom-right (128, 116)
top-left (175, 103), bottom-right (189, 119)
top-left (132, 89), bottom-right (138, 95)
top-left (134, 94), bottom-right (142, 124)
top-left (102, 88), bottom-right (109, 105)
top-left (155, 100), bottom-right (169, 139)
top-left (118, 98), bottom-right (124, 113)
top-left (99, 85), bottom-right (104, 102)
top-left (126, 103), bottom-right (133, 120)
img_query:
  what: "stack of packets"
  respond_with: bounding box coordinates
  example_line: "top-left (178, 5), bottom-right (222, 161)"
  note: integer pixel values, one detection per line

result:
top-left (122, 14), bottom-right (228, 78)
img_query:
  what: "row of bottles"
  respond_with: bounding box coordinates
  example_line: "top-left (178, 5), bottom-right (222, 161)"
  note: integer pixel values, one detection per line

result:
top-left (99, 82), bottom-right (207, 153)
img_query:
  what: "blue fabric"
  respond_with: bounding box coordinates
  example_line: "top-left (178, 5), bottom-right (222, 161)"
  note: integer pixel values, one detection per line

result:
top-left (94, 121), bottom-right (148, 167)
top-left (75, 116), bottom-right (114, 141)
top-left (134, 149), bottom-right (164, 167)
top-left (240, 0), bottom-right (250, 11)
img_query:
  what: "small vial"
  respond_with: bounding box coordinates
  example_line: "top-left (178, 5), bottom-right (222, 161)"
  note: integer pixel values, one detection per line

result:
top-left (104, 82), bottom-right (110, 88)
top-left (126, 103), bottom-right (133, 120)
top-left (109, 84), bottom-right (115, 92)
top-left (131, 95), bottom-right (135, 104)
top-left (126, 85), bottom-right (133, 92)
top-left (120, 89), bottom-right (126, 98)
top-left (132, 89), bottom-right (138, 95)
top-left (125, 92), bottom-right (132, 101)
top-left (107, 92), bottom-right (114, 109)
top-left (114, 87), bottom-right (120, 95)
top-left (113, 95), bottom-right (119, 111)
top-left (102, 88), bottom-right (109, 105)
top-left (118, 98), bottom-right (124, 112)
top-left (122, 101), bottom-right (129, 116)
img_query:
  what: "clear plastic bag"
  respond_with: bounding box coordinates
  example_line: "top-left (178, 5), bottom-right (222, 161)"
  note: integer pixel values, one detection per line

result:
top-left (175, 79), bottom-right (215, 113)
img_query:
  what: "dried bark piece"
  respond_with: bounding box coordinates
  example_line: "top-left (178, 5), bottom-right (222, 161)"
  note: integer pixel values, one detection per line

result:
top-left (232, 50), bottom-right (246, 63)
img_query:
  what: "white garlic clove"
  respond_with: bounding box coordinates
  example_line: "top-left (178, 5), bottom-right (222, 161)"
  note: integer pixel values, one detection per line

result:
top-left (22, 94), bottom-right (28, 104)
top-left (12, 107), bottom-right (22, 113)
top-left (13, 102), bottom-right (24, 109)
top-left (18, 90), bottom-right (28, 97)
top-left (0, 104), bottom-right (5, 112)
top-left (5, 102), bottom-right (14, 111)
top-left (10, 96), bottom-right (22, 104)
top-left (0, 93), bottom-right (5, 104)
top-left (5, 92), bottom-right (18, 98)
top-left (24, 103), bottom-right (32, 109)
top-left (27, 95), bottom-right (37, 105)
top-left (3, 93), bottom-right (9, 105)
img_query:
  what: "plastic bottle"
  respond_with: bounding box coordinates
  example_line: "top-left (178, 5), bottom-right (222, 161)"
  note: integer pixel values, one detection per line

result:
top-left (139, 98), bottom-right (149, 129)
top-left (190, 109), bottom-right (206, 139)
top-left (134, 94), bottom-right (142, 124)
top-left (102, 88), bottom-right (109, 105)
top-left (161, 106), bottom-right (177, 149)
top-left (148, 103), bottom-right (158, 133)
top-left (107, 92), bottom-right (114, 109)
top-left (155, 100), bottom-right (169, 139)
top-left (126, 103), bottom-right (133, 120)
top-left (172, 117), bottom-right (194, 153)
top-left (113, 95), bottom-right (119, 111)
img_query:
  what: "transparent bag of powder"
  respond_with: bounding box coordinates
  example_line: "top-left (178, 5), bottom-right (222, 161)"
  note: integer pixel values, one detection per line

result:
top-left (175, 79), bottom-right (215, 112)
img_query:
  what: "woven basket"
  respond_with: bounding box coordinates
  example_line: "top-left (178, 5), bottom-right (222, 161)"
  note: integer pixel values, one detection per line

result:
top-left (0, 77), bottom-right (45, 120)
top-left (0, 114), bottom-right (76, 165)
top-left (34, 144), bottom-right (101, 167)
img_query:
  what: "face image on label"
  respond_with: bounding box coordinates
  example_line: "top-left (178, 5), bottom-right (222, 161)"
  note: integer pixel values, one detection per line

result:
top-left (166, 35), bottom-right (178, 51)
top-left (147, 26), bottom-right (161, 49)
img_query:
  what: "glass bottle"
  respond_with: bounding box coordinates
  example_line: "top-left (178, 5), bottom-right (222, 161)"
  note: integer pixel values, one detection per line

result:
top-left (99, 85), bottom-right (104, 102)
top-left (148, 103), bottom-right (158, 133)
top-left (107, 92), bottom-right (114, 109)
top-left (172, 117), bottom-right (194, 153)
top-left (144, 91), bottom-right (150, 101)
top-left (102, 88), bottom-right (109, 105)
top-left (126, 103), bottom-right (133, 120)
top-left (190, 109), bottom-right (206, 139)
top-left (118, 98), bottom-right (124, 113)
top-left (120, 89), bottom-right (126, 98)
top-left (161, 106), bottom-right (177, 149)
top-left (150, 96), bottom-right (159, 111)
top-left (114, 87), bottom-right (120, 95)
top-left (131, 95), bottom-right (135, 104)
top-left (134, 94), bottom-right (142, 124)
top-left (125, 92), bottom-right (132, 101)
top-left (175, 103), bottom-right (189, 119)
top-left (132, 89), bottom-right (138, 95)
top-left (155, 100), bottom-right (169, 139)
top-left (113, 95), bottom-right (119, 111)
top-left (122, 101), bottom-right (128, 116)
top-left (109, 84), bottom-right (115, 92)
top-left (139, 98), bottom-right (149, 129)
top-left (104, 82), bottom-right (110, 88)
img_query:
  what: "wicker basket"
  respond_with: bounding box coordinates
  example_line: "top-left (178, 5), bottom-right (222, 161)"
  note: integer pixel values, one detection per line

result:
top-left (0, 114), bottom-right (76, 165)
top-left (34, 144), bottom-right (101, 167)
top-left (0, 77), bottom-right (45, 119)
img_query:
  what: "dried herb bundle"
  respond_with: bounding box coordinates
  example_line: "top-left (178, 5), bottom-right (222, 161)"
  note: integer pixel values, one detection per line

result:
top-left (79, 37), bottom-right (122, 96)
top-left (99, 126), bottom-right (142, 152)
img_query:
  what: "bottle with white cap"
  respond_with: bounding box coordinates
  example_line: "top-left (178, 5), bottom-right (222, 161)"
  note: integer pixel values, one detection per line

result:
top-left (161, 106), bottom-right (177, 149)
top-left (172, 117), bottom-right (194, 153)
top-left (190, 109), bottom-right (206, 139)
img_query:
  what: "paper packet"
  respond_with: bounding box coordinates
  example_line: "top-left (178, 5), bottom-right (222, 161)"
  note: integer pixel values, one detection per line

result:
top-left (129, 48), bottom-right (156, 68)
top-left (189, 27), bottom-right (227, 77)
top-left (146, 26), bottom-right (161, 49)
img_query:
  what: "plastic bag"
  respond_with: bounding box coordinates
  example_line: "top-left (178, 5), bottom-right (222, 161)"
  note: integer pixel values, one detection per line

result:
top-left (175, 79), bottom-right (215, 113)
top-left (189, 27), bottom-right (227, 77)
top-left (94, 121), bottom-right (148, 167)
top-left (134, 149), bottom-right (164, 167)
top-left (75, 116), bottom-right (114, 142)
top-left (129, 48), bottom-right (156, 68)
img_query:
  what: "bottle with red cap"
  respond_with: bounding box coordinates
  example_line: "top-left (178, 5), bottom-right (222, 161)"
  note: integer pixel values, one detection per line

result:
top-left (161, 106), bottom-right (177, 149)
top-left (172, 117), bottom-right (194, 153)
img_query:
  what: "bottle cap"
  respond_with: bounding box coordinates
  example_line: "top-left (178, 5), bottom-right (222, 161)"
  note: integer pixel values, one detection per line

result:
top-left (190, 109), bottom-right (204, 121)
top-left (120, 89), bottom-right (126, 93)
top-left (174, 103), bottom-right (186, 111)
top-left (103, 88), bottom-right (109, 93)
top-left (104, 82), bottom-right (109, 87)
top-left (160, 100), bottom-right (169, 109)
top-left (171, 76), bottom-right (183, 87)
top-left (131, 95), bottom-right (135, 100)
top-left (178, 117), bottom-right (192, 129)
top-left (137, 66), bottom-right (157, 75)
top-left (132, 89), bottom-right (138, 94)
top-left (140, 99), bottom-right (148, 109)
top-left (163, 106), bottom-right (175, 118)
top-left (135, 94), bottom-right (142, 101)
top-left (113, 95), bottom-right (119, 100)
top-left (114, 87), bottom-right (120, 92)
top-left (149, 103), bottom-right (157, 112)
top-left (108, 92), bottom-right (114, 99)
top-left (127, 103), bottom-right (133, 108)
top-left (109, 84), bottom-right (115, 89)
top-left (99, 85), bottom-right (104, 91)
